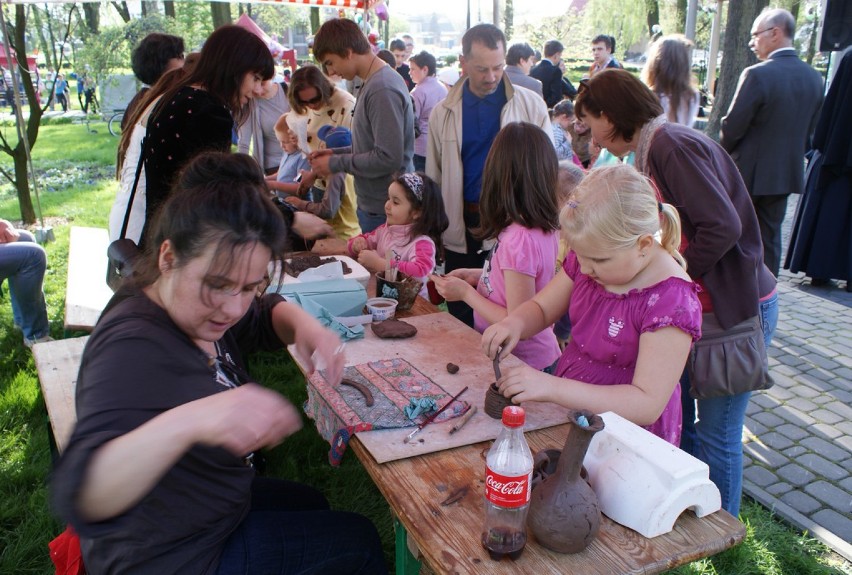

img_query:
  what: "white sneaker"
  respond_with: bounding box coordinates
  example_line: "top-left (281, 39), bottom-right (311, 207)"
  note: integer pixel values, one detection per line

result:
top-left (24, 335), bottom-right (54, 349)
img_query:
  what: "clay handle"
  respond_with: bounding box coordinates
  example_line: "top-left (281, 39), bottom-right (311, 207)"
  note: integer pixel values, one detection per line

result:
top-left (340, 378), bottom-right (375, 406)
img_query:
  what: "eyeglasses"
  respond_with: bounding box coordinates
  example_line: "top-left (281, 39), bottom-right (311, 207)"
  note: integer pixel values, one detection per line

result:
top-left (300, 94), bottom-right (323, 106)
top-left (750, 26), bottom-right (776, 38)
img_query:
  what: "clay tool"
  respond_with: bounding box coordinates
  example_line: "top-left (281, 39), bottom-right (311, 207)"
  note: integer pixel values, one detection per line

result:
top-left (449, 405), bottom-right (477, 435)
top-left (493, 347), bottom-right (502, 380)
top-left (404, 386), bottom-right (469, 443)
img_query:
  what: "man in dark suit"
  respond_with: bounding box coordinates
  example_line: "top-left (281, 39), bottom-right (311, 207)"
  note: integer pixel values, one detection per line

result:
top-left (721, 8), bottom-right (823, 276)
top-left (530, 40), bottom-right (576, 108)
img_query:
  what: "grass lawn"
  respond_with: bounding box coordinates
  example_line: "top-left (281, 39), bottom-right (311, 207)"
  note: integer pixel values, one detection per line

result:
top-left (0, 121), bottom-right (848, 574)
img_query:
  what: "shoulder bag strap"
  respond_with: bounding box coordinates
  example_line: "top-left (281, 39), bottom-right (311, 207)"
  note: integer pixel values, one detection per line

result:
top-left (119, 136), bottom-right (146, 241)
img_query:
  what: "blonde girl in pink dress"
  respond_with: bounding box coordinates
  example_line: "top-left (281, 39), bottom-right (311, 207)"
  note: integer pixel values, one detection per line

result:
top-left (481, 164), bottom-right (701, 445)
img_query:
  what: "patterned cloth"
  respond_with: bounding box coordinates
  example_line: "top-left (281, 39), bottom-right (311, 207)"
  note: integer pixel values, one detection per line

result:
top-left (306, 358), bottom-right (469, 465)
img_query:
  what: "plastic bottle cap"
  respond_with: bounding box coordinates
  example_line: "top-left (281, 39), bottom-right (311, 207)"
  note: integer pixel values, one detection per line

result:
top-left (502, 406), bottom-right (525, 427)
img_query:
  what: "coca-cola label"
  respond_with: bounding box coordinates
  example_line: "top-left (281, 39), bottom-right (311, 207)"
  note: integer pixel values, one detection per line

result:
top-left (485, 467), bottom-right (531, 508)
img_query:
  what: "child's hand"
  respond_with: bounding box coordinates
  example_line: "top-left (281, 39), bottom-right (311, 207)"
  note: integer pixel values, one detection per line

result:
top-left (481, 316), bottom-right (524, 360)
top-left (446, 268), bottom-right (481, 286)
top-left (350, 237), bottom-right (368, 255)
top-left (430, 274), bottom-right (472, 302)
top-left (357, 249), bottom-right (384, 271)
top-left (496, 364), bottom-right (553, 404)
top-left (297, 170), bottom-right (316, 197)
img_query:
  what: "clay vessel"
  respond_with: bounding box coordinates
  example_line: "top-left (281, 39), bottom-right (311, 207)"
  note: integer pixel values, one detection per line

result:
top-left (484, 383), bottom-right (512, 419)
top-left (527, 409), bottom-right (605, 553)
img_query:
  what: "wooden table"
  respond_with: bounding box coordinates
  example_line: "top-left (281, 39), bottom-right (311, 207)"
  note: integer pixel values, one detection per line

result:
top-left (298, 296), bottom-right (746, 574)
top-left (350, 428), bottom-right (745, 574)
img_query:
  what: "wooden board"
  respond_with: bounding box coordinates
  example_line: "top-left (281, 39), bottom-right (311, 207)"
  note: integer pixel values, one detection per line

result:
top-left (32, 336), bottom-right (88, 453)
top-left (350, 425), bottom-right (746, 574)
top-left (300, 312), bottom-right (573, 464)
top-left (64, 227), bottom-right (113, 332)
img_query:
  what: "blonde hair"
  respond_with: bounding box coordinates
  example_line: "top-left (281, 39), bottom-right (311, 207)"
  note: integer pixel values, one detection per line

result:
top-left (560, 164), bottom-right (686, 269)
top-left (556, 160), bottom-right (585, 206)
top-left (273, 113), bottom-right (291, 138)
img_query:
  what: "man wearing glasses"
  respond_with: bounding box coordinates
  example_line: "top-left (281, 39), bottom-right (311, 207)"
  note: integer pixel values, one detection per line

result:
top-left (720, 8), bottom-right (822, 277)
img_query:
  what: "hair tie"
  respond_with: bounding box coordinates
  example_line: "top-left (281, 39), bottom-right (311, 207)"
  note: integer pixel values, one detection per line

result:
top-left (658, 201), bottom-right (664, 214)
top-left (400, 173), bottom-right (424, 201)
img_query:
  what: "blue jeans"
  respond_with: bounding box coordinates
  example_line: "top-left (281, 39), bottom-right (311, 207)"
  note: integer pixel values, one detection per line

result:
top-left (0, 230), bottom-right (49, 340)
top-left (356, 207), bottom-right (386, 234)
top-left (680, 292), bottom-right (779, 517)
top-left (215, 477), bottom-right (387, 574)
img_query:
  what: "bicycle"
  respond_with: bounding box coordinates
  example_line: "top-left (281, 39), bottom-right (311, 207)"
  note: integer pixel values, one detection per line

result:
top-left (107, 109), bottom-right (125, 137)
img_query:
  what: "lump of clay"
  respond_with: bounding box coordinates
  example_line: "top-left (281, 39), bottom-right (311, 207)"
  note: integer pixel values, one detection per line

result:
top-left (287, 255), bottom-right (352, 277)
top-left (446, 363), bottom-right (459, 374)
top-left (372, 319), bottom-right (417, 339)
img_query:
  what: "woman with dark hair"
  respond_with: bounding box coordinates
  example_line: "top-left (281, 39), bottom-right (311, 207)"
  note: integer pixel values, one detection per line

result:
top-left (574, 69), bottom-right (777, 517)
top-left (52, 152), bottom-right (387, 575)
top-left (641, 34), bottom-right (700, 127)
top-left (287, 65), bottom-right (361, 240)
top-left (140, 25), bottom-right (275, 249)
top-left (409, 50), bottom-right (447, 172)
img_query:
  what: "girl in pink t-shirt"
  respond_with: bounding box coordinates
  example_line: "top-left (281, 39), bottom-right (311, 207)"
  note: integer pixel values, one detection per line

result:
top-left (482, 164), bottom-right (701, 445)
top-left (347, 172), bottom-right (448, 294)
top-left (431, 123), bottom-right (561, 371)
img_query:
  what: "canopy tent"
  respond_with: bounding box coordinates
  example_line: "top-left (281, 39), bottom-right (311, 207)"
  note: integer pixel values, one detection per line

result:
top-left (7, 0), bottom-right (369, 5)
top-left (0, 46), bottom-right (37, 69)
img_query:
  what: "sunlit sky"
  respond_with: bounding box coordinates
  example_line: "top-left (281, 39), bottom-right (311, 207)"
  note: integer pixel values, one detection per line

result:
top-left (391, 0), bottom-right (566, 29)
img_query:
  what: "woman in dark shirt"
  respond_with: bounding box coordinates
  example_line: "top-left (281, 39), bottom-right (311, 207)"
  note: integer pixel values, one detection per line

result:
top-left (52, 153), bottom-right (387, 574)
top-left (574, 70), bottom-right (778, 517)
top-left (140, 25), bottom-right (274, 249)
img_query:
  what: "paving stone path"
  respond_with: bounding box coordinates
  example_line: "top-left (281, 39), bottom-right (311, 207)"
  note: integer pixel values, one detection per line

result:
top-left (741, 195), bottom-right (852, 563)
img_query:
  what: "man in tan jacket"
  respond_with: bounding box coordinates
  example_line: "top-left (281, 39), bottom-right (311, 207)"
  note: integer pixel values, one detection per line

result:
top-left (427, 23), bottom-right (550, 326)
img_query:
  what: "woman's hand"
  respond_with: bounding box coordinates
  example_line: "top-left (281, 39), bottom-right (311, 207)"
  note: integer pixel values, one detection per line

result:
top-left (308, 149), bottom-right (333, 178)
top-left (350, 237), bottom-right (368, 255)
top-left (292, 212), bottom-right (333, 239)
top-left (357, 249), bottom-right (385, 271)
top-left (191, 384), bottom-right (302, 455)
top-left (481, 316), bottom-right (524, 360)
top-left (496, 365), bottom-right (554, 404)
top-left (430, 273), bottom-right (473, 302)
top-left (292, 321), bottom-right (346, 386)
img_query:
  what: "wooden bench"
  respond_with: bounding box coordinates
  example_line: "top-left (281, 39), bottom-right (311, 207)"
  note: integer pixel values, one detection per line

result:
top-left (32, 336), bottom-right (88, 454)
top-left (64, 227), bottom-right (113, 333)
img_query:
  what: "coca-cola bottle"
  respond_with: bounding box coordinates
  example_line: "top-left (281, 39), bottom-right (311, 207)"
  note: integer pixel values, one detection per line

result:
top-left (482, 405), bottom-right (534, 560)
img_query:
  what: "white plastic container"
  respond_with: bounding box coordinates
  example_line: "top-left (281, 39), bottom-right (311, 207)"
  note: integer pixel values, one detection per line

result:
top-left (270, 256), bottom-right (370, 290)
top-left (366, 297), bottom-right (398, 322)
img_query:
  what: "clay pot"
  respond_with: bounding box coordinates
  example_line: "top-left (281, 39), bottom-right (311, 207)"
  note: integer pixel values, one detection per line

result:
top-left (527, 409), bottom-right (605, 553)
top-left (375, 271), bottom-right (422, 311)
top-left (484, 383), bottom-right (513, 419)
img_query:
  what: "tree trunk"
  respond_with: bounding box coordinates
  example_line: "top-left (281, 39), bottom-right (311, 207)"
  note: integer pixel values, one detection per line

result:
top-left (211, 2), bottom-right (232, 28)
top-left (164, 1), bottom-right (176, 19)
top-left (675, 0), bottom-right (687, 32)
top-left (110, 2), bottom-right (131, 22)
top-left (31, 7), bottom-right (54, 71)
top-left (805, 8), bottom-right (818, 65)
top-left (646, 0), bottom-right (660, 36)
top-left (310, 7), bottom-right (320, 34)
top-left (790, 0), bottom-right (800, 23)
top-left (0, 4), bottom-right (44, 223)
top-left (81, 2), bottom-right (99, 35)
top-left (141, 1), bottom-right (157, 17)
top-left (503, 0), bottom-right (514, 41)
top-left (705, 0), bottom-right (769, 140)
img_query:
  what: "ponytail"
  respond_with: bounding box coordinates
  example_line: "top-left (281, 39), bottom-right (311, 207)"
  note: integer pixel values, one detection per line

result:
top-left (658, 202), bottom-right (686, 270)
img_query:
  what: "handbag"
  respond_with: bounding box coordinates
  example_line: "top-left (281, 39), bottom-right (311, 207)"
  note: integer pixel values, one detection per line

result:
top-left (687, 313), bottom-right (773, 400)
top-left (106, 138), bottom-right (145, 291)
